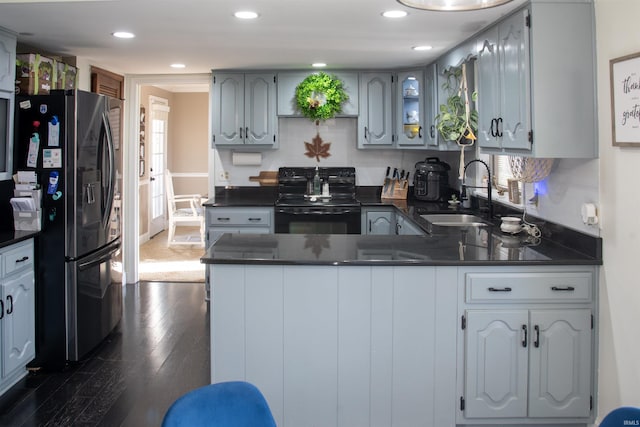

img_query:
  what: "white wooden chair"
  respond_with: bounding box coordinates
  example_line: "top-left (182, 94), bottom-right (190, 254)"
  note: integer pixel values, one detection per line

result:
top-left (165, 169), bottom-right (205, 246)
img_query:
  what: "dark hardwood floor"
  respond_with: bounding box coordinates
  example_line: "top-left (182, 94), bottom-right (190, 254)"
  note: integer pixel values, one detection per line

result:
top-left (0, 282), bottom-right (210, 427)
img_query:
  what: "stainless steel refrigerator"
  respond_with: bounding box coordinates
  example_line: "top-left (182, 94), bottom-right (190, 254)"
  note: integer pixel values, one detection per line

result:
top-left (14, 89), bottom-right (123, 370)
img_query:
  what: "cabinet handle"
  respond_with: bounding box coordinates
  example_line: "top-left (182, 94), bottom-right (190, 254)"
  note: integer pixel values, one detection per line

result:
top-left (497, 117), bottom-right (503, 137)
top-left (418, 126), bottom-right (423, 138)
top-left (217, 217), bottom-right (231, 221)
top-left (488, 287), bottom-right (512, 292)
top-left (551, 286), bottom-right (575, 292)
top-left (364, 127), bottom-right (369, 141)
top-left (15, 256), bottom-right (29, 263)
top-left (368, 219), bottom-right (372, 233)
top-left (522, 325), bottom-right (528, 348)
top-left (248, 218), bottom-right (262, 222)
top-left (6, 295), bottom-right (13, 315)
top-left (490, 119), bottom-right (496, 137)
top-left (245, 127), bottom-right (249, 140)
top-left (0, 300), bottom-right (3, 320)
top-left (239, 127), bottom-right (244, 139)
top-left (534, 325), bottom-right (540, 348)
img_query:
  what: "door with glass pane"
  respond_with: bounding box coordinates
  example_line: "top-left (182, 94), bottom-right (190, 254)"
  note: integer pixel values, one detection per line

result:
top-left (149, 97), bottom-right (170, 238)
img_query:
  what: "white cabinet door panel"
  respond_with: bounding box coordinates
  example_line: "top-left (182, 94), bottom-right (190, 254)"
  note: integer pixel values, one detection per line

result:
top-left (464, 310), bottom-right (529, 419)
top-left (529, 309), bottom-right (592, 418)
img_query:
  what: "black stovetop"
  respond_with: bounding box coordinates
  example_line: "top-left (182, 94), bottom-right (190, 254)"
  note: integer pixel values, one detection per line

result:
top-left (276, 167), bottom-right (358, 207)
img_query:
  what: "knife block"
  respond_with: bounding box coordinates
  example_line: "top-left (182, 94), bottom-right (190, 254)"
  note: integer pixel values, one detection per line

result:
top-left (381, 179), bottom-right (408, 200)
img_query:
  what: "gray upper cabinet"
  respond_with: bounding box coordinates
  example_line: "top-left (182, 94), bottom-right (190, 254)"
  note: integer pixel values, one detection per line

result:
top-left (0, 29), bottom-right (15, 92)
top-left (476, 11), bottom-right (530, 152)
top-left (276, 71), bottom-right (359, 117)
top-left (212, 73), bottom-right (277, 148)
top-left (476, 2), bottom-right (597, 158)
top-left (396, 70), bottom-right (425, 148)
top-left (358, 72), bottom-right (394, 148)
top-left (424, 63), bottom-right (439, 148)
top-left (0, 28), bottom-right (15, 181)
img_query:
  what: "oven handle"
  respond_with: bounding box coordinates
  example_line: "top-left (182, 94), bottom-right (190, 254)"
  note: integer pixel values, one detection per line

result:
top-left (276, 208), bottom-right (360, 215)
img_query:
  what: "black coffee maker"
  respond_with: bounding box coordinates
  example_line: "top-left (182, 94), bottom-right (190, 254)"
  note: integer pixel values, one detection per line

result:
top-left (413, 157), bottom-right (451, 201)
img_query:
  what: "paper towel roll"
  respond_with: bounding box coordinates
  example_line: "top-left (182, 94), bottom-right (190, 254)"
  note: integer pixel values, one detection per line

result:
top-left (232, 152), bottom-right (262, 166)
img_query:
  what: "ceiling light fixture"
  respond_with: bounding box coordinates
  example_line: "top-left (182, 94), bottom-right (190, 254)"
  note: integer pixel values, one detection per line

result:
top-left (234, 11), bottom-right (259, 19)
top-left (382, 10), bottom-right (408, 18)
top-left (396, 0), bottom-right (513, 11)
top-left (112, 31), bottom-right (135, 39)
top-left (312, 63), bottom-right (327, 68)
top-left (413, 45), bottom-right (433, 51)
top-left (171, 63), bottom-right (186, 69)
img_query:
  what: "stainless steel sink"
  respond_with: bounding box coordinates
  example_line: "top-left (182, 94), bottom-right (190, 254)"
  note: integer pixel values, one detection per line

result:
top-left (419, 214), bottom-right (490, 227)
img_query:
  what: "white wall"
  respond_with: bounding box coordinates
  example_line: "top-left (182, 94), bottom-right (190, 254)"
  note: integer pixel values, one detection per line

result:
top-left (594, 0), bottom-right (640, 420)
top-left (214, 117), bottom-right (459, 188)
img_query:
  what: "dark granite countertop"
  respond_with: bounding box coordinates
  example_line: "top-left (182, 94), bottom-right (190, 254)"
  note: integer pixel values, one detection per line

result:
top-left (203, 187), bottom-right (278, 207)
top-left (201, 229), bottom-right (600, 266)
top-left (0, 230), bottom-right (39, 250)
top-left (201, 186), bottom-right (602, 266)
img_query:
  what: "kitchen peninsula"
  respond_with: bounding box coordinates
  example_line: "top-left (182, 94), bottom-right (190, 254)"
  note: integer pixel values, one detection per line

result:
top-left (202, 195), bottom-right (601, 427)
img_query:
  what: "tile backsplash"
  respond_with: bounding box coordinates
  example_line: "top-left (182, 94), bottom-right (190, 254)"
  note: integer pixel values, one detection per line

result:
top-left (214, 117), bottom-right (459, 188)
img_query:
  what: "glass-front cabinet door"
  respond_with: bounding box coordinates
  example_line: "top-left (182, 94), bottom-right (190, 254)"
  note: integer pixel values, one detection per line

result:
top-left (396, 70), bottom-right (425, 147)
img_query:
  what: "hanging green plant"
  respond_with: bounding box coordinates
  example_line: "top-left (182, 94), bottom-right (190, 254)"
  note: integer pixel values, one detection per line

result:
top-left (295, 72), bottom-right (349, 122)
top-left (435, 65), bottom-right (479, 143)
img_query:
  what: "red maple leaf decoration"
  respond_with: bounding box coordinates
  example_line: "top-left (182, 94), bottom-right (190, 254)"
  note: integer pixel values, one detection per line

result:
top-left (304, 133), bottom-right (331, 162)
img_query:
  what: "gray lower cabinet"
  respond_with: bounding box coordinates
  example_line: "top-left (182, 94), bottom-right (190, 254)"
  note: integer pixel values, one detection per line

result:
top-left (211, 73), bottom-right (277, 147)
top-left (362, 208), bottom-right (395, 235)
top-left (458, 267), bottom-right (596, 425)
top-left (395, 214), bottom-right (424, 235)
top-left (204, 207), bottom-right (273, 298)
top-left (0, 239), bottom-right (36, 396)
top-left (206, 207), bottom-right (273, 243)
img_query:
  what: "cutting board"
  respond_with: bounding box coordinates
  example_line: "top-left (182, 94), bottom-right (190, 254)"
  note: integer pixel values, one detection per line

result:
top-left (249, 171), bottom-right (278, 186)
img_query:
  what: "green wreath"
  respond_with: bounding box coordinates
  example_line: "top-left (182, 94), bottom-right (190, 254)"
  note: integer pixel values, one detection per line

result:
top-left (295, 72), bottom-right (348, 122)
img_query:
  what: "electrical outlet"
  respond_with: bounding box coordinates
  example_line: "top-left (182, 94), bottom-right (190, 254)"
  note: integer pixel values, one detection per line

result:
top-left (219, 171), bottom-right (229, 181)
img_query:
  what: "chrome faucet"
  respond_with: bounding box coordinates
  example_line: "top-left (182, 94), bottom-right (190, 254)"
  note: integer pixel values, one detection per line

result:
top-left (462, 159), bottom-right (493, 220)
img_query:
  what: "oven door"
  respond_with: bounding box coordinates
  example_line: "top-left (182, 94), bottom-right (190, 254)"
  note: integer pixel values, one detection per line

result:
top-left (275, 206), bottom-right (361, 234)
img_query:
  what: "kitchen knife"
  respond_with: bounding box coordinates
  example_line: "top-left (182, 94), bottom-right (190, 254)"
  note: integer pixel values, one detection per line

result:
top-left (404, 171), bottom-right (410, 188)
top-left (382, 166), bottom-right (391, 194)
top-left (389, 168), bottom-right (398, 193)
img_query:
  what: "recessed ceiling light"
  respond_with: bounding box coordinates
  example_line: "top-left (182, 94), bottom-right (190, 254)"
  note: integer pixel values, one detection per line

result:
top-left (112, 31), bottom-right (135, 39)
top-left (413, 45), bottom-right (433, 51)
top-left (312, 63), bottom-right (327, 68)
top-left (171, 63), bottom-right (186, 69)
top-left (234, 11), bottom-right (259, 19)
top-left (382, 10), bottom-right (408, 18)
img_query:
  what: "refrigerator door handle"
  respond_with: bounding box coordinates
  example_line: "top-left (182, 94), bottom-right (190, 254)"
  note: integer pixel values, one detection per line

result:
top-left (77, 239), bottom-right (120, 270)
top-left (100, 112), bottom-right (115, 226)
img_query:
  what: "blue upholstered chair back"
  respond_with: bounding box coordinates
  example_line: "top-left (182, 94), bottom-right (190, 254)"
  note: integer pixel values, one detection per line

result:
top-left (600, 407), bottom-right (640, 427)
top-left (162, 381), bottom-right (277, 427)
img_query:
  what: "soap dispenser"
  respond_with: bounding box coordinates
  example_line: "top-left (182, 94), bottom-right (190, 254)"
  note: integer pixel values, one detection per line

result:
top-left (313, 166), bottom-right (321, 195)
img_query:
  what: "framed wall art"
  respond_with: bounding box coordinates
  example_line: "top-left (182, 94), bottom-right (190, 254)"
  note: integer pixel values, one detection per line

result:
top-left (610, 51), bottom-right (640, 146)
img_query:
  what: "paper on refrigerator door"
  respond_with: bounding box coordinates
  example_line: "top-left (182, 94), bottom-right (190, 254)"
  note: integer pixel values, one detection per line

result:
top-left (10, 197), bottom-right (37, 211)
top-left (27, 132), bottom-right (40, 167)
top-left (48, 116), bottom-right (60, 146)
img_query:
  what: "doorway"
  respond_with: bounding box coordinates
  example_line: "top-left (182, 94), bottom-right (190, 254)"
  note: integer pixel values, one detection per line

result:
top-left (124, 74), bottom-right (212, 285)
top-left (148, 96), bottom-right (169, 238)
